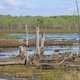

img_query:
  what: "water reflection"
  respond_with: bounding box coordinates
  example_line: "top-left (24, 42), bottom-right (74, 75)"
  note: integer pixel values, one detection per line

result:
top-left (0, 33), bottom-right (80, 58)
top-left (8, 33), bottom-right (80, 40)
top-left (0, 49), bottom-right (19, 59)
top-left (0, 45), bottom-right (80, 58)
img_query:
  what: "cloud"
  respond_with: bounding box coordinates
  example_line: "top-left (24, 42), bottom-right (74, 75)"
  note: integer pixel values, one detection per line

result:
top-left (5, 0), bottom-right (16, 6)
top-left (0, 0), bottom-right (80, 16)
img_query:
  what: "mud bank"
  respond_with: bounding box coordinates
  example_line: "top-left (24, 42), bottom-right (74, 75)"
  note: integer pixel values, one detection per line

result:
top-left (0, 39), bottom-right (80, 47)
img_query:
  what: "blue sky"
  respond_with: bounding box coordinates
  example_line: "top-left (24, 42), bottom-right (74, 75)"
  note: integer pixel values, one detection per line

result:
top-left (0, 0), bottom-right (80, 16)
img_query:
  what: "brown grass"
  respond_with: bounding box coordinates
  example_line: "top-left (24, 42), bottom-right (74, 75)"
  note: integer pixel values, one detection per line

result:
top-left (0, 65), bottom-right (80, 80)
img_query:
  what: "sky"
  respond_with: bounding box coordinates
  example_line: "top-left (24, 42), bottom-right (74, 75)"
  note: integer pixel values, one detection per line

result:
top-left (0, 0), bottom-right (80, 16)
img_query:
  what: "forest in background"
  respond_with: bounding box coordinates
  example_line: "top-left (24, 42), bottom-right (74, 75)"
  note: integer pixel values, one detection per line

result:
top-left (0, 15), bottom-right (80, 33)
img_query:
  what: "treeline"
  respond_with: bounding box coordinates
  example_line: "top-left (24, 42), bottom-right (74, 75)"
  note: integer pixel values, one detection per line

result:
top-left (0, 15), bottom-right (80, 33)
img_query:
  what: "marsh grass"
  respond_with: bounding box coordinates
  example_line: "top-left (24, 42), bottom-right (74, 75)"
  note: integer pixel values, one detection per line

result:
top-left (0, 65), bottom-right (80, 80)
top-left (0, 33), bottom-right (17, 39)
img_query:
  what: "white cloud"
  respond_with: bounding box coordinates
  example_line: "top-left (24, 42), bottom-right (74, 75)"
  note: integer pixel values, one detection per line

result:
top-left (6, 0), bottom-right (16, 6)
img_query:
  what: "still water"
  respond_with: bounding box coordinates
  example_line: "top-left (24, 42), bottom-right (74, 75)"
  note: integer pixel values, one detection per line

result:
top-left (8, 33), bottom-right (80, 40)
top-left (0, 33), bottom-right (80, 79)
top-left (0, 33), bottom-right (80, 58)
top-left (0, 45), bottom-right (80, 58)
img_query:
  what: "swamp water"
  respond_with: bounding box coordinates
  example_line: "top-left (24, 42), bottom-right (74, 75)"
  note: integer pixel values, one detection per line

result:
top-left (0, 33), bottom-right (80, 79)
top-left (7, 33), bottom-right (80, 40)
top-left (0, 33), bottom-right (80, 58)
top-left (0, 45), bottom-right (80, 58)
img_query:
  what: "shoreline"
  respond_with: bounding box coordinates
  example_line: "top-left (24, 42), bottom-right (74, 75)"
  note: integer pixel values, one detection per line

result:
top-left (0, 48), bottom-right (17, 52)
top-left (0, 39), bottom-right (80, 48)
top-left (0, 29), bottom-right (80, 34)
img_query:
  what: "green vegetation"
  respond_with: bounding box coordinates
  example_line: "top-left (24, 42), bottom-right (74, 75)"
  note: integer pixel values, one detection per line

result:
top-left (0, 33), bottom-right (17, 39)
top-left (0, 15), bottom-right (80, 33)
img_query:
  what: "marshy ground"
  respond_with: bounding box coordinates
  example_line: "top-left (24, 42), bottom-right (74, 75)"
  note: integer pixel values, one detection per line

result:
top-left (0, 65), bottom-right (80, 80)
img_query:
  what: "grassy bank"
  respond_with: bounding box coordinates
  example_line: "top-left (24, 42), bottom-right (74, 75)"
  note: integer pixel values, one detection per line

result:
top-left (0, 65), bottom-right (80, 80)
top-left (0, 33), bottom-right (17, 39)
top-left (0, 65), bottom-right (70, 79)
top-left (0, 28), bottom-right (80, 33)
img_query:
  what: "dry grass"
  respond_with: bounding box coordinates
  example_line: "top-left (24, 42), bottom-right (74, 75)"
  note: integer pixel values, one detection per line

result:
top-left (0, 65), bottom-right (80, 80)
top-left (63, 71), bottom-right (80, 80)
